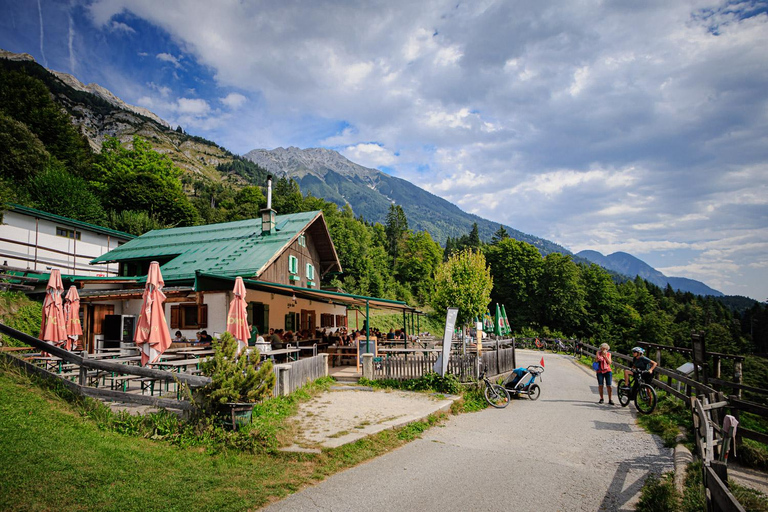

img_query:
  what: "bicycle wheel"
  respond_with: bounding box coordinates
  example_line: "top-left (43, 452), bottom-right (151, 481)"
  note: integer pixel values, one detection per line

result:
top-left (527, 384), bottom-right (541, 401)
top-left (616, 379), bottom-right (631, 407)
top-left (634, 384), bottom-right (657, 414)
top-left (484, 383), bottom-right (511, 408)
top-left (566, 343), bottom-right (574, 356)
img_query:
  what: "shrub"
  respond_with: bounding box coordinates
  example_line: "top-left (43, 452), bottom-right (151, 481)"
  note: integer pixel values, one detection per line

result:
top-left (199, 332), bottom-right (276, 410)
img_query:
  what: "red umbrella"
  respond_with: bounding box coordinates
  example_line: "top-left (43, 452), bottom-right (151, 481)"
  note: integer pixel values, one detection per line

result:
top-left (226, 276), bottom-right (250, 356)
top-left (135, 262), bottom-right (172, 366)
top-left (40, 269), bottom-right (67, 350)
top-left (64, 286), bottom-right (83, 351)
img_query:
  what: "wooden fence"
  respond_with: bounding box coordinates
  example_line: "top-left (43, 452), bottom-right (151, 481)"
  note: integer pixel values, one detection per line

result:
top-left (272, 354), bottom-right (326, 397)
top-left (373, 343), bottom-right (518, 382)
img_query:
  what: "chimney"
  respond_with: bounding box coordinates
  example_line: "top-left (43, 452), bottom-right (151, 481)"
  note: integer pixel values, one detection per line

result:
top-left (260, 174), bottom-right (276, 235)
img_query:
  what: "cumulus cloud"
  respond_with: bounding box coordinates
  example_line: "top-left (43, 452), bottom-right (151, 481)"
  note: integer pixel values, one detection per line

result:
top-left (109, 21), bottom-right (134, 34)
top-left (81, 0), bottom-right (768, 298)
top-left (220, 92), bottom-right (246, 109)
top-left (156, 52), bottom-right (181, 68)
top-left (342, 143), bottom-right (398, 168)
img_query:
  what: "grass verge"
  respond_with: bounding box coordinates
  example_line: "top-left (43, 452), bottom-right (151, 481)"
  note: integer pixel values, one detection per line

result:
top-left (0, 364), bottom-right (445, 511)
top-left (636, 462), bottom-right (768, 512)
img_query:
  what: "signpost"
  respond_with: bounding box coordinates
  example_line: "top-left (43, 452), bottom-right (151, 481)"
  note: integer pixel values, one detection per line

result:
top-left (434, 307), bottom-right (459, 376)
top-left (691, 330), bottom-right (707, 384)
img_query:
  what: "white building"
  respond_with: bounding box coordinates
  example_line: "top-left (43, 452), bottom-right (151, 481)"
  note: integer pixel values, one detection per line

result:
top-left (0, 204), bottom-right (133, 277)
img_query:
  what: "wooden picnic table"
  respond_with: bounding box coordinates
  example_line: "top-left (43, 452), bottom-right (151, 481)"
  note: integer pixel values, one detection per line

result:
top-left (379, 348), bottom-right (441, 353)
top-left (176, 348), bottom-right (215, 356)
top-left (260, 347), bottom-right (300, 363)
top-left (155, 358), bottom-right (207, 372)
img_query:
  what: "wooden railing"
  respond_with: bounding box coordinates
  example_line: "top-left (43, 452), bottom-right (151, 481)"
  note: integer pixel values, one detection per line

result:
top-left (0, 322), bottom-right (210, 411)
top-left (272, 354), bottom-right (326, 397)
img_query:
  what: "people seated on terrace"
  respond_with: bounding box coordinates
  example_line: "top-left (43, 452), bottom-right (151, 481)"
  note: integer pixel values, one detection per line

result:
top-left (197, 330), bottom-right (213, 344)
top-left (173, 331), bottom-right (186, 343)
top-left (270, 328), bottom-right (284, 350)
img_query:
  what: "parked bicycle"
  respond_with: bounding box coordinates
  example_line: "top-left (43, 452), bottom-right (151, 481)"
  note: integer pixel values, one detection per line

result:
top-left (534, 337), bottom-right (547, 351)
top-left (616, 370), bottom-right (657, 414)
top-left (480, 366), bottom-right (510, 408)
top-left (548, 338), bottom-right (574, 355)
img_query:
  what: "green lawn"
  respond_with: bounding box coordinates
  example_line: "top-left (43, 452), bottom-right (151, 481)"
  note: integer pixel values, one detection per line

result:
top-left (0, 368), bottom-right (442, 511)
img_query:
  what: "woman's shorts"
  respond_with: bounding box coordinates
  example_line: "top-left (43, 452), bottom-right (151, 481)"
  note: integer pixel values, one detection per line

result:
top-left (597, 371), bottom-right (612, 386)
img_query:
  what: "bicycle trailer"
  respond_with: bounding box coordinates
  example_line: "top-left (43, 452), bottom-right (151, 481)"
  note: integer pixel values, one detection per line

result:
top-left (502, 365), bottom-right (543, 400)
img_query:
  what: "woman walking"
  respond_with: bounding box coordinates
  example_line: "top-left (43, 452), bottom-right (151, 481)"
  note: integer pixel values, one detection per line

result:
top-left (596, 343), bottom-right (614, 405)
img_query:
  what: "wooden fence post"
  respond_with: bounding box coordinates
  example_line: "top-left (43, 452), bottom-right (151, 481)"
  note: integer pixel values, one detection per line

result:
top-left (733, 361), bottom-right (743, 399)
top-left (656, 348), bottom-right (662, 368)
top-left (714, 356), bottom-right (721, 380)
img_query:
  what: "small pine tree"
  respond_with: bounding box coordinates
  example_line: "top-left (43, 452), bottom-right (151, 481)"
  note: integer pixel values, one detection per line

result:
top-left (200, 332), bottom-right (275, 407)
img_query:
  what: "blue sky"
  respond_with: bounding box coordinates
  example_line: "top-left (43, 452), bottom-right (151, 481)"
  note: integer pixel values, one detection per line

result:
top-left (1, 0), bottom-right (767, 300)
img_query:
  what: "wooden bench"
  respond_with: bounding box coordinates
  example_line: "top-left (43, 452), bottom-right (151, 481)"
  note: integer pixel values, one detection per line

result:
top-left (101, 375), bottom-right (138, 392)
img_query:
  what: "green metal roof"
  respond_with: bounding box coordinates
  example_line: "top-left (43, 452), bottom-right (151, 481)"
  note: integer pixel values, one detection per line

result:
top-left (6, 204), bottom-right (135, 240)
top-left (91, 211), bottom-right (328, 281)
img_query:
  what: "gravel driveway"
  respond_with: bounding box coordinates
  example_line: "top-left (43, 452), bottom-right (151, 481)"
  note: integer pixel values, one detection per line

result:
top-left (265, 350), bottom-right (674, 512)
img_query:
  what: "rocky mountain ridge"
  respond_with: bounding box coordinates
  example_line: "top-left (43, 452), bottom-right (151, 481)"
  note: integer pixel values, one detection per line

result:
top-left (0, 48), bottom-right (230, 180)
top-left (246, 146), bottom-right (569, 254)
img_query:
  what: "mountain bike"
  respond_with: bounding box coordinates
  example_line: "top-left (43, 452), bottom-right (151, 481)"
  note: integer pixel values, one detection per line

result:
top-left (548, 338), bottom-right (574, 355)
top-left (534, 338), bottom-right (547, 351)
top-left (616, 370), bottom-right (657, 414)
top-left (480, 366), bottom-right (511, 408)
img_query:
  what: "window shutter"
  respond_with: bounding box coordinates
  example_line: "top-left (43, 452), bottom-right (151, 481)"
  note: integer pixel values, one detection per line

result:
top-left (170, 305), bottom-right (180, 329)
top-left (198, 304), bottom-right (208, 328)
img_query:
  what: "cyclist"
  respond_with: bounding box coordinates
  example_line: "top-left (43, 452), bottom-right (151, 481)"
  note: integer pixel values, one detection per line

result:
top-left (624, 347), bottom-right (657, 388)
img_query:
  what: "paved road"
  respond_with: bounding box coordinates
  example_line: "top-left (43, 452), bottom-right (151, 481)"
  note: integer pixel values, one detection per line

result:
top-left (265, 350), bottom-right (673, 512)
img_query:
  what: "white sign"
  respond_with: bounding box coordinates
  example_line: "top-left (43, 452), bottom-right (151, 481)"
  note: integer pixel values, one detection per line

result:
top-left (434, 307), bottom-right (459, 376)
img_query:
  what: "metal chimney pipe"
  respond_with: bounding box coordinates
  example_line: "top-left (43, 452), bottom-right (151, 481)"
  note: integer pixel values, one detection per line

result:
top-left (266, 175), bottom-right (273, 210)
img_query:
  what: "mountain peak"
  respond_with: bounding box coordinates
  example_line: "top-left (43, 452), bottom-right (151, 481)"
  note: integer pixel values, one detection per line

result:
top-left (576, 250), bottom-right (722, 296)
top-left (244, 146), bottom-right (380, 182)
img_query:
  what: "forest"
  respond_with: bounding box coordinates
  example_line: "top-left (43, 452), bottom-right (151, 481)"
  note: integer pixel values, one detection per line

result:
top-left (1, 65), bottom-right (767, 362)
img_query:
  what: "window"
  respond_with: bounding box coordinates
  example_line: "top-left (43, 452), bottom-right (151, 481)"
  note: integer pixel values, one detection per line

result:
top-left (298, 234), bottom-right (306, 247)
top-left (56, 227), bottom-right (81, 240)
top-left (170, 304), bottom-right (208, 329)
top-left (288, 255), bottom-right (300, 281)
top-left (306, 263), bottom-right (315, 287)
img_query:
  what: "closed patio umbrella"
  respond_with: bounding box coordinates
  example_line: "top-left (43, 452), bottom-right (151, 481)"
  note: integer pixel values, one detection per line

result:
top-left (501, 305), bottom-right (511, 335)
top-left (135, 261), bottom-right (172, 366)
top-left (40, 269), bottom-right (67, 350)
top-left (64, 285), bottom-right (83, 351)
top-left (494, 303), bottom-right (503, 337)
top-left (226, 276), bottom-right (250, 356)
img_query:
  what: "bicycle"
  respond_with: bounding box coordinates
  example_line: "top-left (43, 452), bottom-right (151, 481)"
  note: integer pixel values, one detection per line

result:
top-left (549, 338), bottom-right (574, 355)
top-left (534, 338), bottom-right (547, 351)
top-left (480, 366), bottom-right (511, 408)
top-left (616, 370), bottom-right (657, 414)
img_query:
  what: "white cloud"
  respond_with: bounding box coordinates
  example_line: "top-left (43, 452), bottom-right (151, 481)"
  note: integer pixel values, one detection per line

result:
top-left (110, 21), bottom-right (135, 34)
top-left (341, 143), bottom-right (397, 168)
top-left (176, 97), bottom-right (210, 115)
top-left (220, 92), bottom-right (246, 109)
top-left (156, 52), bottom-right (181, 68)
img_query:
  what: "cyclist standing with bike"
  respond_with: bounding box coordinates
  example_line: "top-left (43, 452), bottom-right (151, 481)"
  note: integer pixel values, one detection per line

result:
top-left (595, 343), bottom-right (614, 405)
top-left (624, 347), bottom-right (657, 386)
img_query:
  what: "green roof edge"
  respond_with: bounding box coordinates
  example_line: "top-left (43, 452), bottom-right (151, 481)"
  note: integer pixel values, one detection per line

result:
top-left (194, 271), bottom-right (410, 307)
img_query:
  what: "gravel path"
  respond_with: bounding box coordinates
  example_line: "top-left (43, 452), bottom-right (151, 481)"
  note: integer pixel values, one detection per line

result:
top-left (265, 350), bottom-right (674, 512)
